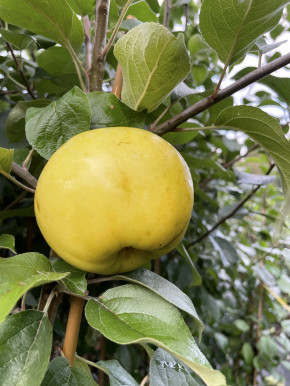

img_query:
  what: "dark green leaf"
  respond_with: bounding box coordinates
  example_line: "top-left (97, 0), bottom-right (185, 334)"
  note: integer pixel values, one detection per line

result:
top-left (97, 359), bottom-right (139, 386)
top-left (85, 284), bottom-right (226, 386)
top-left (88, 92), bottom-right (145, 129)
top-left (0, 252), bottom-right (69, 322)
top-left (0, 206), bottom-right (35, 221)
top-left (0, 310), bottom-right (52, 386)
top-left (26, 86), bottom-right (91, 159)
top-left (150, 348), bottom-right (202, 386)
top-left (6, 100), bottom-right (51, 143)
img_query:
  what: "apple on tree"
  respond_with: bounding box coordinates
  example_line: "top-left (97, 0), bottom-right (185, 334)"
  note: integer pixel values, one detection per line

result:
top-left (35, 127), bottom-right (194, 274)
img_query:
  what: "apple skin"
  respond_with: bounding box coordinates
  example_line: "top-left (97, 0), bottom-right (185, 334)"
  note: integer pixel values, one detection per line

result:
top-left (34, 127), bottom-right (194, 274)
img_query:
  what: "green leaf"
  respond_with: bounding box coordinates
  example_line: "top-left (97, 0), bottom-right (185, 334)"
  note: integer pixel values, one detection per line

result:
top-left (150, 348), bottom-right (202, 386)
top-left (51, 258), bottom-right (87, 296)
top-left (99, 268), bottom-right (204, 340)
top-left (212, 237), bottom-right (240, 268)
top-left (234, 169), bottom-right (276, 186)
top-left (37, 46), bottom-right (75, 76)
top-left (114, 23), bottom-right (190, 112)
top-left (0, 234), bottom-right (16, 253)
top-left (125, 1), bottom-right (157, 22)
top-left (182, 153), bottom-right (229, 179)
top-left (66, 0), bottom-right (95, 16)
top-left (25, 86), bottom-right (91, 159)
top-left (214, 105), bottom-right (290, 194)
top-left (88, 92), bottom-right (145, 129)
top-left (6, 100), bottom-right (51, 143)
top-left (277, 274), bottom-right (290, 295)
top-left (97, 359), bottom-right (139, 386)
top-left (0, 0), bottom-right (83, 53)
top-left (199, 0), bottom-right (287, 64)
top-left (0, 252), bottom-right (69, 323)
top-left (0, 147), bottom-right (14, 174)
top-left (234, 319), bottom-right (250, 332)
top-left (176, 243), bottom-right (202, 287)
top-left (85, 284), bottom-right (226, 386)
top-left (0, 310), bottom-right (52, 386)
top-left (41, 357), bottom-right (98, 386)
top-left (0, 28), bottom-right (36, 50)
top-left (191, 64), bottom-right (208, 87)
top-left (242, 343), bottom-right (254, 365)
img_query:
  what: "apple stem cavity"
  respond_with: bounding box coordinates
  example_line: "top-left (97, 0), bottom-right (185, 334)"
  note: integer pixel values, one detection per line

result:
top-left (62, 296), bottom-right (85, 366)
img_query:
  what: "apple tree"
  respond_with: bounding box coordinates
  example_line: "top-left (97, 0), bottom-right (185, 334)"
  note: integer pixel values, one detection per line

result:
top-left (0, 0), bottom-right (290, 385)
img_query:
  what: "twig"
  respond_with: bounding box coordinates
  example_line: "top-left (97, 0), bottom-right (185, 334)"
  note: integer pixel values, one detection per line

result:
top-left (101, 0), bottom-right (134, 59)
top-left (63, 296), bottom-right (85, 366)
top-left (187, 164), bottom-right (275, 248)
top-left (3, 191), bottom-right (27, 211)
top-left (0, 21), bottom-right (36, 99)
top-left (83, 15), bottom-right (92, 91)
top-left (11, 162), bottom-right (38, 189)
top-left (89, 0), bottom-right (110, 91)
top-left (253, 281), bottom-right (264, 386)
top-left (153, 52), bottom-right (290, 135)
top-left (163, 0), bottom-right (171, 28)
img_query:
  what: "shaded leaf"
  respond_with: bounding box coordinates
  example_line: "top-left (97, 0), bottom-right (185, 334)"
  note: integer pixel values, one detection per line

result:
top-left (0, 0), bottom-right (83, 53)
top-left (0, 252), bottom-right (69, 322)
top-left (176, 243), bottom-right (202, 287)
top-left (114, 23), bottom-right (190, 112)
top-left (0, 234), bottom-right (16, 253)
top-left (0, 310), bottom-right (52, 386)
top-left (66, 0), bottom-right (95, 16)
top-left (0, 206), bottom-right (34, 222)
top-left (97, 359), bottom-right (139, 386)
top-left (215, 106), bottom-right (290, 194)
top-left (41, 357), bottom-right (97, 386)
top-left (211, 237), bottom-right (240, 268)
top-left (150, 348), bottom-right (202, 386)
top-left (51, 258), bottom-right (87, 296)
top-left (6, 100), bottom-right (51, 143)
top-left (85, 284), bottom-right (226, 386)
top-left (26, 86), bottom-right (91, 159)
top-left (0, 28), bottom-right (36, 50)
top-left (88, 92), bottom-right (145, 129)
top-left (200, 0), bottom-right (287, 64)
top-left (37, 46), bottom-right (75, 76)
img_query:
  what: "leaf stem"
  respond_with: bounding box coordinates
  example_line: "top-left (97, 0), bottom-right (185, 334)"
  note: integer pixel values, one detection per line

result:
top-left (43, 288), bottom-right (57, 314)
top-left (63, 296), bottom-right (85, 366)
top-left (67, 43), bottom-right (87, 93)
top-left (101, 0), bottom-right (134, 59)
top-left (0, 169), bottom-right (36, 193)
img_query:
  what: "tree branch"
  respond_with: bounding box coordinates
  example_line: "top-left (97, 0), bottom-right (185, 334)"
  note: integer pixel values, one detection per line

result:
top-left (89, 0), bottom-right (110, 91)
top-left (153, 52), bottom-right (290, 135)
top-left (187, 163), bottom-right (275, 248)
top-left (11, 162), bottom-right (38, 189)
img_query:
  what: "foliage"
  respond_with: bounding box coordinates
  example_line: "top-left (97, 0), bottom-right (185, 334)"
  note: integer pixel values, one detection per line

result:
top-left (0, 0), bottom-right (290, 385)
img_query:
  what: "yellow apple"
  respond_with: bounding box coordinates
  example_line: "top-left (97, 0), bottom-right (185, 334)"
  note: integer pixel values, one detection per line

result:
top-left (34, 127), bottom-right (194, 274)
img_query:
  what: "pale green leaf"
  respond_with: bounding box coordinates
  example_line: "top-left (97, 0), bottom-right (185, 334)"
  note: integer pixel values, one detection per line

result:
top-left (0, 253), bottom-right (69, 323)
top-left (97, 359), bottom-right (139, 386)
top-left (242, 343), bottom-right (254, 365)
top-left (88, 92), bottom-right (145, 129)
top-left (85, 284), bottom-right (226, 386)
top-left (51, 258), bottom-right (87, 296)
top-left (0, 234), bottom-right (16, 253)
top-left (25, 86), bottom-right (91, 159)
top-left (214, 105), bottom-right (290, 194)
top-left (66, 0), bottom-right (95, 16)
top-left (150, 348), bottom-right (202, 386)
top-left (98, 268), bottom-right (203, 340)
top-left (0, 310), bottom-right (52, 386)
top-left (114, 23), bottom-right (190, 112)
top-left (41, 357), bottom-right (98, 386)
top-left (0, 147), bottom-right (14, 174)
top-left (0, 0), bottom-right (83, 52)
top-left (199, 0), bottom-right (287, 64)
